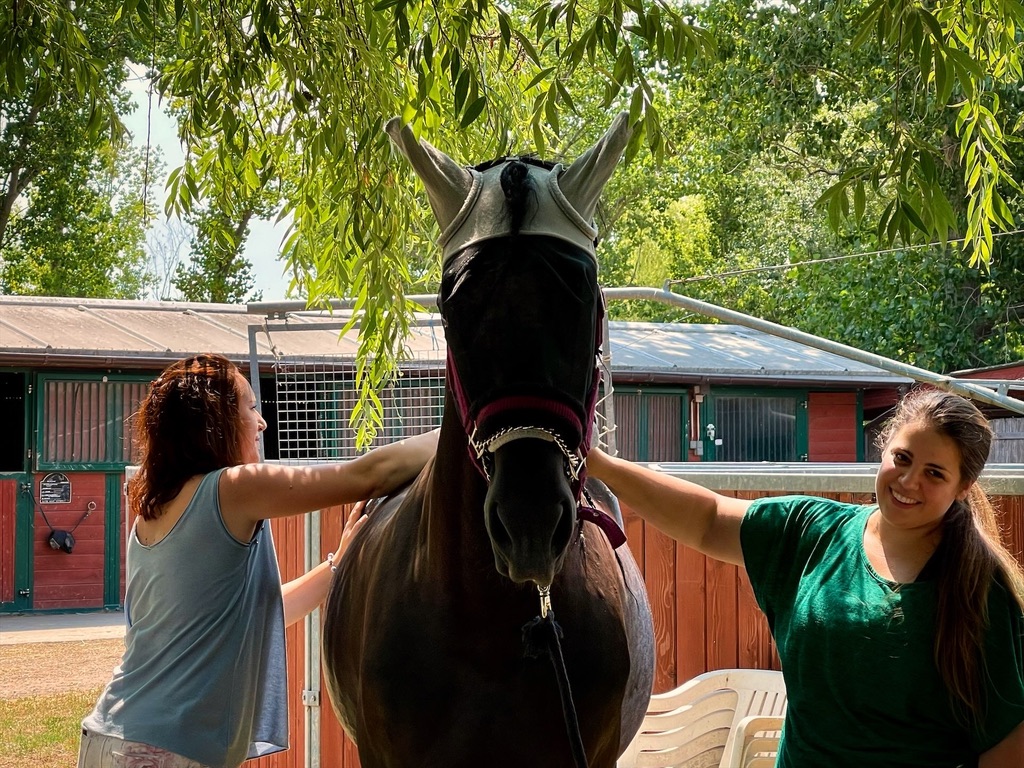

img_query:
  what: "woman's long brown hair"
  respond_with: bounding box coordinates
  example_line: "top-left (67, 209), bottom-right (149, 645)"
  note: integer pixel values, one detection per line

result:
top-left (128, 354), bottom-right (246, 521)
top-left (877, 389), bottom-right (1024, 727)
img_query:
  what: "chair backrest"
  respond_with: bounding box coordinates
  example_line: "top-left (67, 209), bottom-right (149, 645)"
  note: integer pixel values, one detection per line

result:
top-left (720, 715), bottom-right (784, 768)
top-left (618, 669), bottom-right (787, 768)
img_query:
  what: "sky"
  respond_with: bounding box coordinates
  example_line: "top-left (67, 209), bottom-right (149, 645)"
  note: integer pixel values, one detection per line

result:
top-left (123, 71), bottom-right (290, 302)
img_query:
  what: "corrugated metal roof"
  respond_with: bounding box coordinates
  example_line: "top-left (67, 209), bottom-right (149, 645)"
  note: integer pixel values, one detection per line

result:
top-left (0, 295), bottom-right (910, 386)
top-left (606, 322), bottom-right (905, 383)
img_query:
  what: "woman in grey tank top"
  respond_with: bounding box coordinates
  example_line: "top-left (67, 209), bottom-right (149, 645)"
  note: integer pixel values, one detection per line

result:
top-left (79, 353), bottom-right (437, 768)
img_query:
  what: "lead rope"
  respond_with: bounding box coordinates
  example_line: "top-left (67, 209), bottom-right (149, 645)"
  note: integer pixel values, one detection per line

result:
top-left (522, 585), bottom-right (590, 768)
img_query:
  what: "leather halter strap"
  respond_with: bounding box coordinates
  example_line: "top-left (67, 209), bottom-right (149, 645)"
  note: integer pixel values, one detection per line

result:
top-left (446, 350), bottom-right (588, 486)
top-left (444, 297), bottom-right (627, 548)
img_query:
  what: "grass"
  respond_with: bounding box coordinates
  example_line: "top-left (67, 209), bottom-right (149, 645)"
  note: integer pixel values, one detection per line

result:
top-left (0, 688), bottom-right (101, 768)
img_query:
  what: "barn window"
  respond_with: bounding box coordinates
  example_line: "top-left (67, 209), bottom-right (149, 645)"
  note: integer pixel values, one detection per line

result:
top-left (706, 390), bottom-right (809, 462)
top-left (611, 387), bottom-right (688, 462)
top-left (0, 373), bottom-right (26, 471)
top-left (37, 376), bottom-right (150, 469)
top-left (272, 362), bottom-right (445, 460)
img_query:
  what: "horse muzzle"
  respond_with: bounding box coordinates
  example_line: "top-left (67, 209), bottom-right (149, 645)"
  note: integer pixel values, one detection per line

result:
top-left (483, 439), bottom-right (576, 586)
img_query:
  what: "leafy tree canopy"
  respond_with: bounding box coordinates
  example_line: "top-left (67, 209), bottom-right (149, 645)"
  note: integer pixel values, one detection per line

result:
top-left (594, 0), bottom-right (1023, 373)
top-left (0, 0), bottom-right (155, 297)
top-left (4, 0), bottom-right (1023, 438)
top-left (0, 129), bottom-right (154, 298)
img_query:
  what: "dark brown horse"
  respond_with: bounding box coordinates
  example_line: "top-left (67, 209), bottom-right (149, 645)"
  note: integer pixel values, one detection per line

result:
top-left (323, 114), bottom-right (654, 768)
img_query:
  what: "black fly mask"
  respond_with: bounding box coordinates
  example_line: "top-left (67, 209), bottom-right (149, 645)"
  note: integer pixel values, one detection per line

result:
top-left (386, 113), bottom-right (630, 583)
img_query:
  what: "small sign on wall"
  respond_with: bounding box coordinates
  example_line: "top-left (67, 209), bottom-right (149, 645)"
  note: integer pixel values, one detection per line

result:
top-left (39, 472), bottom-right (72, 504)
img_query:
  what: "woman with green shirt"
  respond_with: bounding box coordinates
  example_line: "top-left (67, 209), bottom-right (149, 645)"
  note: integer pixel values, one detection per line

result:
top-left (588, 388), bottom-right (1024, 767)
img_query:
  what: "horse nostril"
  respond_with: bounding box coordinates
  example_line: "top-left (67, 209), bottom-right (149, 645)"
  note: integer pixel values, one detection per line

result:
top-left (551, 500), bottom-right (574, 556)
top-left (487, 504), bottom-right (513, 555)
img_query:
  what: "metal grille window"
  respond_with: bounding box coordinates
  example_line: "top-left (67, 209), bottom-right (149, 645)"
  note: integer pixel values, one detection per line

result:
top-left (609, 388), bottom-right (687, 462)
top-left (273, 360), bottom-right (445, 460)
top-left (270, 356), bottom-right (617, 461)
top-left (712, 394), bottom-right (803, 462)
top-left (39, 377), bottom-right (149, 468)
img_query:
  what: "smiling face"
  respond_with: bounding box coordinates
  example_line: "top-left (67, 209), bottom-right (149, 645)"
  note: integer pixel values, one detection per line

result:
top-left (235, 372), bottom-right (267, 464)
top-left (874, 420), bottom-right (972, 535)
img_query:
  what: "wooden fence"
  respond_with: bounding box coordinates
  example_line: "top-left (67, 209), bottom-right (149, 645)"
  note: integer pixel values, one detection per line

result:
top-left (256, 463), bottom-right (1024, 768)
top-left (993, 418), bottom-right (1024, 462)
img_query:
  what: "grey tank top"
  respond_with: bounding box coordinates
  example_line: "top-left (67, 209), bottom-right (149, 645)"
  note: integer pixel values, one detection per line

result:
top-left (83, 469), bottom-right (288, 767)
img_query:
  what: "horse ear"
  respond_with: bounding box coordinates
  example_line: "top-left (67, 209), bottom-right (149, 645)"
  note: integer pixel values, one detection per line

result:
top-left (558, 111), bottom-right (631, 223)
top-left (384, 118), bottom-right (475, 234)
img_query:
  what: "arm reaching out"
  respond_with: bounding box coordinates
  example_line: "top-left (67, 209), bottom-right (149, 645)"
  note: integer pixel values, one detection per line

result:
top-left (218, 429), bottom-right (438, 539)
top-left (282, 501), bottom-right (369, 627)
top-left (586, 447), bottom-right (751, 566)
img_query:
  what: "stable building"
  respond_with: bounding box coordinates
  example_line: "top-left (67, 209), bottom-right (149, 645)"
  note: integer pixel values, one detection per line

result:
top-left (0, 294), bottom-right (1014, 616)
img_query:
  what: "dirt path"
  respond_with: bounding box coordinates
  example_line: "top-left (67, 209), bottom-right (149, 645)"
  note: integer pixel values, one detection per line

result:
top-left (0, 639), bottom-right (123, 699)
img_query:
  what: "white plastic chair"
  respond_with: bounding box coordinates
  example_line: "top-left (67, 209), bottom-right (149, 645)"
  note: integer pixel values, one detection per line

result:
top-left (618, 669), bottom-right (787, 768)
top-left (719, 714), bottom-right (784, 768)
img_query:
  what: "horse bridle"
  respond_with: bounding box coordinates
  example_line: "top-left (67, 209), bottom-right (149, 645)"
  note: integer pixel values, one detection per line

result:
top-left (443, 300), bottom-right (602, 503)
top-left (471, 424), bottom-right (584, 484)
top-left (443, 291), bottom-right (629, 555)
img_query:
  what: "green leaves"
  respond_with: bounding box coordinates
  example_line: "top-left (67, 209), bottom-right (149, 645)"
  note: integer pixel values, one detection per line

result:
top-left (11, 0), bottom-right (1024, 437)
top-left (847, 0), bottom-right (1024, 266)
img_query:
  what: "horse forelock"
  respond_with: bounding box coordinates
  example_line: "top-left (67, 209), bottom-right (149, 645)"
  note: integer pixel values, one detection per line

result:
top-left (499, 160), bottom-right (533, 236)
top-left (439, 157), bottom-right (599, 264)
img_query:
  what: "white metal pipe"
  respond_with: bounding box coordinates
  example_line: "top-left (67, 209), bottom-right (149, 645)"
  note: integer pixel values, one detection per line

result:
top-left (602, 286), bottom-right (1024, 415)
top-left (304, 511), bottom-right (322, 768)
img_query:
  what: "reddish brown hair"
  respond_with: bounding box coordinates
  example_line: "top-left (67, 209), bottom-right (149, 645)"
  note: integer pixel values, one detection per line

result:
top-left (128, 354), bottom-right (247, 521)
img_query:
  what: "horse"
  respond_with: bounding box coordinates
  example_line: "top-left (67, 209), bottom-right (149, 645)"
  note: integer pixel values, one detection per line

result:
top-left (322, 113), bottom-right (655, 768)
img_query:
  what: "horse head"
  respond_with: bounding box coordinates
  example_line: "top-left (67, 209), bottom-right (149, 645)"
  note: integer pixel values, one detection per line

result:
top-left (386, 113), bottom-right (630, 587)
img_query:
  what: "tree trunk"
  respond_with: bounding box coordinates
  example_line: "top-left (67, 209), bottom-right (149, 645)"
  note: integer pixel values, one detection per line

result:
top-left (0, 103), bottom-right (42, 251)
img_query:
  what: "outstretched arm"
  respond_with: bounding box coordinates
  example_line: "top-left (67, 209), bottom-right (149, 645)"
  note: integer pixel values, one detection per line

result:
top-left (282, 502), bottom-right (368, 627)
top-left (218, 429), bottom-right (438, 537)
top-left (586, 447), bottom-right (750, 566)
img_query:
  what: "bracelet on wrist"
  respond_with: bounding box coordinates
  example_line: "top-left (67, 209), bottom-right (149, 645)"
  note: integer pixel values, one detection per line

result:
top-left (326, 553), bottom-right (338, 573)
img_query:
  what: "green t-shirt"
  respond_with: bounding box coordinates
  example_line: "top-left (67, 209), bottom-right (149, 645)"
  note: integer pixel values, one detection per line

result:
top-left (741, 495), bottom-right (1024, 768)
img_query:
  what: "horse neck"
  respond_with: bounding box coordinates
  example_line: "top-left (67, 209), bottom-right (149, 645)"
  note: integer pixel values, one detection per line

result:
top-left (419, 400), bottom-right (494, 575)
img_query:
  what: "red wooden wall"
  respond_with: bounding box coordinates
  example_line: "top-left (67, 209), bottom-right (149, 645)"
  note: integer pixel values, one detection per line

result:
top-left (255, 489), bottom-right (1024, 768)
top-left (807, 392), bottom-right (859, 461)
top-left (317, 506), bottom-right (362, 767)
top-left (250, 513), bottom-right (310, 768)
top-left (32, 472), bottom-right (106, 610)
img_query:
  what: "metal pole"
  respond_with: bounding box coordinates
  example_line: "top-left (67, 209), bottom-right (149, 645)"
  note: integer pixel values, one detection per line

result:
top-left (247, 325), bottom-right (266, 460)
top-left (247, 295), bottom-right (439, 316)
top-left (602, 286), bottom-right (1024, 416)
top-left (599, 306), bottom-right (617, 456)
top-left (304, 511), bottom-right (322, 768)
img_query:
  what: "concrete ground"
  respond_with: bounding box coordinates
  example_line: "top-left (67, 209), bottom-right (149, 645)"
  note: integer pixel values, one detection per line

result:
top-left (0, 611), bottom-right (126, 645)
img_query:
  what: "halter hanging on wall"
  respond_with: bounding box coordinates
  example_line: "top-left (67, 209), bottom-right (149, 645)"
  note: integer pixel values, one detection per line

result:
top-left (32, 496), bottom-right (94, 554)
